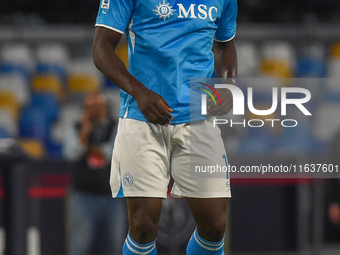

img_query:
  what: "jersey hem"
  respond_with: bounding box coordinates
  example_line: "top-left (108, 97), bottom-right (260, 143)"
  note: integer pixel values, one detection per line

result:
top-left (95, 24), bottom-right (124, 34)
top-left (119, 115), bottom-right (208, 125)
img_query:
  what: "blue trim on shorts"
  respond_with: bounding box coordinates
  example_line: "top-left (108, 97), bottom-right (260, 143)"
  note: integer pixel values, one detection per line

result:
top-left (117, 163), bottom-right (124, 198)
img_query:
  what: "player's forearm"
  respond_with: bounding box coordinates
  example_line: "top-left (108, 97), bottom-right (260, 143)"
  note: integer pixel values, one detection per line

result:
top-left (213, 40), bottom-right (237, 79)
top-left (92, 31), bottom-right (147, 99)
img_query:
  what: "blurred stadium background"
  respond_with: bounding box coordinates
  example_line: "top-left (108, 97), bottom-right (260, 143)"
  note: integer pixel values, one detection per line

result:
top-left (1, 0), bottom-right (340, 254)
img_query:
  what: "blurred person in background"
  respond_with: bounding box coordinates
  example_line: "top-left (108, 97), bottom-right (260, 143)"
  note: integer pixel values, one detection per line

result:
top-left (63, 92), bottom-right (126, 255)
top-left (328, 129), bottom-right (340, 227)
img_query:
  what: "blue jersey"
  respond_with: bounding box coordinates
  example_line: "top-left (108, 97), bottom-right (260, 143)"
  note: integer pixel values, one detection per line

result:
top-left (96, 0), bottom-right (237, 124)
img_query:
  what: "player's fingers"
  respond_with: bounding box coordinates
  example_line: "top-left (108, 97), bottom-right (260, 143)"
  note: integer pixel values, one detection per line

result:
top-left (157, 104), bottom-right (173, 121)
top-left (160, 98), bottom-right (173, 111)
top-left (160, 100), bottom-right (174, 116)
top-left (146, 111), bottom-right (164, 125)
top-left (142, 111), bottom-right (155, 124)
top-left (143, 104), bottom-right (169, 125)
top-left (154, 107), bottom-right (171, 125)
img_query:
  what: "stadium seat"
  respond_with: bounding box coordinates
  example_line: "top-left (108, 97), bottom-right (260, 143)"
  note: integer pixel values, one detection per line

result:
top-left (313, 103), bottom-right (340, 144)
top-left (18, 138), bottom-right (45, 158)
top-left (68, 73), bottom-right (100, 94)
top-left (238, 127), bottom-right (275, 154)
top-left (0, 127), bottom-right (11, 138)
top-left (328, 60), bottom-right (340, 78)
top-left (31, 93), bottom-right (60, 122)
top-left (0, 90), bottom-right (20, 119)
top-left (296, 44), bottom-right (327, 78)
top-left (0, 109), bottom-right (17, 136)
top-left (51, 103), bottom-right (82, 143)
top-left (103, 88), bottom-right (121, 118)
top-left (68, 57), bottom-right (101, 76)
top-left (260, 42), bottom-right (295, 79)
top-left (323, 43), bottom-right (340, 102)
top-left (35, 43), bottom-right (69, 67)
top-left (35, 43), bottom-right (69, 81)
top-left (236, 42), bottom-right (258, 77)
top-left (19, 106), bottom-right (50, 141)
top-left (0, 62), bottom-right (31, 80)
top-left (0, 43), bottom-right (34, 71)
top-left (32, 75), bottom-right (64, 99)
top-left (0, 73), bottom-right (30, 106)
top-left (274, 121), bottom-right (314, 153)
top-left (24, 93), bottom-right (62, 157)
top-left (68, 57), bottom-right (103, 87)
top-left (236, 107), bottom-right (278, 154)
top-left (330, 42), bottom-right (340, 59)
top-left (44, 139), bottom-right (63, 158)
top-left (245, 77), bottom-right (281, 93)
top-left (325, 78), bottom-right (340, 103)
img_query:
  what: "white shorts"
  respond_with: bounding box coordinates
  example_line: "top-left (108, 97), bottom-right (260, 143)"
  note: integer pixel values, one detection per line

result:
top-left (110, 118), bottom-right (231, 198)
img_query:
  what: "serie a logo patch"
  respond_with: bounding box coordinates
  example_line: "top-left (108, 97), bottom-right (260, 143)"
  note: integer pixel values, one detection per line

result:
top-left (101, 0), bottom-right (110, 9)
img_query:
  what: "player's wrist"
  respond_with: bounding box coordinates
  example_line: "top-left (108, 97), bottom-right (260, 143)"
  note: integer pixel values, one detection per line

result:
top-left (129, 84), bottom-right (149, 101)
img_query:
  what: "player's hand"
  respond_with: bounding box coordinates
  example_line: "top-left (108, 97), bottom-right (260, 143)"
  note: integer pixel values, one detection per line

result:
top-left (207, 88), bottom-right (233, 116)
top-left (134, 88), bottom-right (173, 126)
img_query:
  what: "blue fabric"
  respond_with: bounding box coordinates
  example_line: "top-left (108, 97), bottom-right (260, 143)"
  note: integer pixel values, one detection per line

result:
top-left (186, 229), bottom-right (225, 255)
top-left (68, 191), bottom-right (127, 255)
top-left (96, 0), bottom-right (237, 124)
top-left (123, 233), bottom-right (157, 255)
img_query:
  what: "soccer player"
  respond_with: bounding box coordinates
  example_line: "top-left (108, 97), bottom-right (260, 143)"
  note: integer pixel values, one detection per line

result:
top-left (93, 1), bottom-right (237, 254)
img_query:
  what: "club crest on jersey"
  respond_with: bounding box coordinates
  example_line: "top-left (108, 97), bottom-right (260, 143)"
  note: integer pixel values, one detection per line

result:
top-left (153, 0), bottom-right (176, 21)
top-left (101, 0), bottom-right (110, 9)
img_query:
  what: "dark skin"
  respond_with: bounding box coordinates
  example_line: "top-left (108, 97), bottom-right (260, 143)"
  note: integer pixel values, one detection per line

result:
top-left (93, 27), bottom-right (173, 126)
top-left (93, 27), bottom-right (237, 244)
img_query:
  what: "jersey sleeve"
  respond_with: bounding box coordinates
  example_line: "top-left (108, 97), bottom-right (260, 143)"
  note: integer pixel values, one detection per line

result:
top-left (95, 0), bottom-right (134, 34)
top-left (214, 0), bottom-right (238, 42)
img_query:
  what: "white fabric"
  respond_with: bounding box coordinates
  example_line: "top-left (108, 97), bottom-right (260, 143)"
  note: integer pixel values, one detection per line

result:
top-left (110, 118), bottom-right (231, 198)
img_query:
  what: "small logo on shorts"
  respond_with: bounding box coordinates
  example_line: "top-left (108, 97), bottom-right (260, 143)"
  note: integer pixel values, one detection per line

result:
top-left (123, 173), bottom-right (134, 187)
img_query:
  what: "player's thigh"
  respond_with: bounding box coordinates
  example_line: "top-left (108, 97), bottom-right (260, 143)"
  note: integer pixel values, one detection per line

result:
top-left (111, 118), bottom-right (170, 198)
top-left (171, 118), bottom-right (231, 198)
